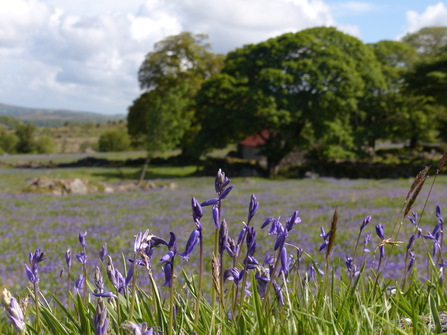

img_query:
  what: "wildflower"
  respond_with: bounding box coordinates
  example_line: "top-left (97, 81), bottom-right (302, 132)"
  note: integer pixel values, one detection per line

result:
top-left (220, 185), bottom-right (234, 200)
top-left (79, 231), bottom-right (87, 248)
top-left (191, 197), bottom-right (203, 221)
top-left (26, 248), bottom-right (45, 283)
top-left (248, 194), bottom-right (259, 224)
top-left (212, 205), bottom-right (219, 229)
top-left (25, 264), bottom-right (36, 283)
top-left (363, 234), bottom-right (372, 253)
top-left (375, 224), bottom-right (385, 240)
top-left (255, 269), bottom-right (269, 297)
top-left (66, 249), bottom-right (72, 268)
top-left (99, 244), bottom-right (107, 261)
top-left (360, 215), bottom-right (372, 232)
top-left (92, 291), bottom-right (117, 299)
top-left (224, 268), bottom-right (243, 285)
top-left (319, 226), bottom-right (330, 251)
top-left (407, 250), bottom-right (416, 273)
top-left (215, 168), bottom-right (231, 193)
top-left (160, 250), bottom-right (175, 262)
top-left (93, 299), bottom-right (109, 335)
top-left (237, 226), bottom-right (247, 245)
top-left (273, 282), bottom-right (284, 306)
top-left (1, 289), bottom-right (26, 333)
top-left (246, 226), bottom-right (257, 255)
top-left (123, 321), bottom-right (156, 335)
top-left (200, 198), bottom-right (218, 207)
top-left (75, 274), bottom-right (84, 294)
top-left (219, 219), bottom-right (228, 255)
top-left (162, 262), bottom-right (172, 287)
top-left (407, 235), bottom-right (416, 251)
top-left (279, 247), bottom-right (288, 278)
top-left (76, 250), bottom-right (87, 265)
top-left (94, 266), bottom-right (104, 293)
top-left (178, 229), bottom-right (200, 261)
top-left (286, 211), bottom-right (301, 232)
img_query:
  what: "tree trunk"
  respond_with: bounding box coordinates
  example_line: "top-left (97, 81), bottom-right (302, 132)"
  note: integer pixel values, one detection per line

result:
top-left (409, 136), bottom-right (418, 149)
top-left (138, 155), bottom-right (151, 186)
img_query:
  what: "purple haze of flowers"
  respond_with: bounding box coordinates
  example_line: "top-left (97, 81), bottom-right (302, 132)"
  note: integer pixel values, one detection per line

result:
top-left (79, 231), bottom-right (87, 248)
top-left (178, 229), bottom-right (200, 261)
top-left (212, 205), bottom-right (219, 229)
top-left (248, 194), bottom-right (259, 224)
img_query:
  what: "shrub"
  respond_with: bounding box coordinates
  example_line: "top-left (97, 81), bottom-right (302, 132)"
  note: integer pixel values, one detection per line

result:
top-left (15, 123), bottom-right (36, 153)
top-left (35, 135), bottom-right (57, 154)
top-left (98, 129), bottom-right (130, 152)
top-left (0, 132), bottom-right (18, 153)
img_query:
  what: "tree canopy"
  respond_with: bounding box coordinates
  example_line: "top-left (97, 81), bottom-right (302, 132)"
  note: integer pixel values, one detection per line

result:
top-left (401, 26), bottom-right (447, 58)
top-left (192, 27), bottom-right (385, 175)
top-left (127, 32), bottom-right (224, 148)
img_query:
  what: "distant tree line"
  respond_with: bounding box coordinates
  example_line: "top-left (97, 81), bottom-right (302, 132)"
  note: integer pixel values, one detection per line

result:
top-left (0, 124), bottom-right (57, 154)
top-left (128, 27), bottom-right (447, 176)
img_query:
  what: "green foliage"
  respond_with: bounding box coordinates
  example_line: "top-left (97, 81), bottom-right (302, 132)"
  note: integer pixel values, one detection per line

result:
top-left (0, 132), bottom-right (19, 153)
top-left (192, 27), bottom-right (384, 174)
top-left (35, 135), bottom-right (57, 154)
top-left (401, 26), bottom-right (447, 58)
top-left (128, 32), bottom-right (224, 152)
top-left (15, 123), bottom-right (37, 153)
top-left (98, 129), bottom-right (130, 152)
top-left (0, 116), bottom-right (21, 129)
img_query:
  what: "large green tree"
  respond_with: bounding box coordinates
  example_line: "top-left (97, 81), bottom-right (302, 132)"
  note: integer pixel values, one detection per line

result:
top-left (127, 32), bottom-right (224, 147)
top-left (127, 32), bottom-right (224, 183)
top-left (401, 26), bottom-right (447, 58)
top-left (191, 27), bottom-right (384, 176)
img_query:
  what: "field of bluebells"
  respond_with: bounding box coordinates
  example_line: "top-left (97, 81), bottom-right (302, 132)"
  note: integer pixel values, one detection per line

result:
top-left (2, 161), bottom-right (447, 334)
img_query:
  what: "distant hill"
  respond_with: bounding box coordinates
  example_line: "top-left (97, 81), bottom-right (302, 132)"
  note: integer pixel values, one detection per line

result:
top-left (0, 103), bottom-right (125, 127)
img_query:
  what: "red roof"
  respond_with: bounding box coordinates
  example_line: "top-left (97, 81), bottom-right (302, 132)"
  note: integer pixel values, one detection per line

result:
top-left (239, 130), bottom-right (271, 147)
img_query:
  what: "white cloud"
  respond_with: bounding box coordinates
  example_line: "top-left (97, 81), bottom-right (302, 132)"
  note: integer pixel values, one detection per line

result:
top-left (0, 0), bottom-right (362, 114)
top-left (403, 2), bottom-right (447, 35)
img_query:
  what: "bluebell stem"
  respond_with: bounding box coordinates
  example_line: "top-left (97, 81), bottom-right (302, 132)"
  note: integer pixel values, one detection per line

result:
top-left (212, 205), bottom-right (220, 229)
top-left (273, 282), bottom-right (284, 306)
top-left (99, 244), bottom-right (107, 262)
top-left (179, 229), bottom-right (200, 260)
top-left (407, 250), bottom-right (416, 273)
top-left (1, 289), bottom-right (26, 333)
top-left (79, 231), bottom-right (87, 248)
top-left (319, 226), bottom-right (330, 251)
top-left (93, 299), bottom-right (109, 335)
top-left (248, 194), bottom-right (259, 224)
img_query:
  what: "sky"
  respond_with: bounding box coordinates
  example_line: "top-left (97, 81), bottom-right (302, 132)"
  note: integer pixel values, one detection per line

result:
top-left (0, 0), bottom-right (446, 116)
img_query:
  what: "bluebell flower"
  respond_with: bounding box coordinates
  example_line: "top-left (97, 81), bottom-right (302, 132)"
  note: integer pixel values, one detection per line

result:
top-left (76, 250), bottom-right (87, 265)
top-left (407, 250), bottom-right (416, 273)
top-left (360, 215), bottom-right (372, 232)
top-left (319, 226), bottom-right (330, 251)
top-left (66, 249), bottom-right (72, 268)
top-left (178, 229), bottom-right (200, 261)
top-left (75, 274), bottom-right (84, 294)
top-left (220, 185), bottom-right (234, 200)
top-left (79, 231), bottom-right (87, 248)
top-left (212, 205), bottom-right (219, 229)
top-left (200, 198), bottom-right (218, 207)
top-left (162, 262), bottom-right (172, 287)
top-left (248, 194), bottom-right (259, 224)
top-left (286, 211), bottom-right (301, 232)
top-left (375, 224), bottom-right (385, 240)
top-left (279, 247), bottom-right (288, 278)
top-left (99, 244), bottom-right (107, 261)
top-left (93, 300), bottom-right (109, 335)
top-left (363, 234), bottom-right (372, 253)
top-left (92, 291), bottom-right (117, 299)
top-left (273, 282), bottom-right (284, 306)
top-left (237, 226), bottom-right (247, 245)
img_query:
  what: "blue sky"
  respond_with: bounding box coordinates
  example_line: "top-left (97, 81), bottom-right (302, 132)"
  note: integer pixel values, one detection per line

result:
top-left (0, 0), bottom-right (445, 115)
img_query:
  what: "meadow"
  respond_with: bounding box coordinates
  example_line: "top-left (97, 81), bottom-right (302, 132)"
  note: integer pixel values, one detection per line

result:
top-left (1, 163), bottom-right (447, 334)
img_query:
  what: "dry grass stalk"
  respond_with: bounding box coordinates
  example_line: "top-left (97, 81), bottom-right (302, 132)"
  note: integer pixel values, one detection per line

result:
top-left (404, 176), bottom-right (427, 218)
top-left (326, 209), bottom-right (338, 263)
top-left (211, 253), bottom-right (221, 300)
top-left (406, 166), bottom-right (430, 201)
top-left (437, 148), bottom-right (447, 173)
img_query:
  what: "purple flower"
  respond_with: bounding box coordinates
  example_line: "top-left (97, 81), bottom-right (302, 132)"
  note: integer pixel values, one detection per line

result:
top-left (286, 211), bottom-right (301, 232)
top-left (407, 235), bottom-right (416, 251)
top-left (66, 249), bottom-right (72, 268)
top-left (191, 197), bottom-right (203, 221)
top-left (273, 282), bottom-right (284, 306)
top-left (99, 244), bottom-right (107, 261)
top-left (134, 232), bottom-right (142, 253)
top-left (360, 215), bottom-right (372, 232)
top-left (319, 226), bottom-right (330, 251)
top-left (261, 217), bottom-right (274, 229)
top-left (363, 234), bottom-right (372, 253)
top-left (279, 247), bottom-right (288, 278)
top-left (375, 224), bottom-right (385, 240)
top-left (75, 274), bottom-right (84, 294)
top-left (200, 198), bottom-right (218, 207)
top-left (93, 300), bottom-right (109, 335)
top-left (219, 220), bottom-right (228, 255)
top-left (248, 194), bottom-right (259, 224)
top-left (212, 205), bottom-right (219, 229)
top-left (215, 169), bottom-right (231, 193)
top-left (224, 268), bottom-right (244, 285)
top-left (160, 250), bottom-right (175, 262)
top-left (92, 291), bottom-right (117, 299)
top-left (379, 245), bottom-right (385, 259)
top-left (76, 250), bottom-right (87, 265)
top-left (178, 229), bottom-right (200, 261)
top-left (79, 231), bottom-right (87, 248)
top-left (2, 290), bottom-right (26, 333)
top-left (123, 322), bottom-right (156, 335)
top-left (407, 250), bottom-right (416, 273)
top-left (168, 232), bottom-right (177, 250)
top-left (237, 226), bottom-right (247, 245)
top-left (162, 262), bottom-right (172, 287)
top-left (220, 185), bottom-right (234, 200)
top-left (25, 264), bottom-right (36, 283)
